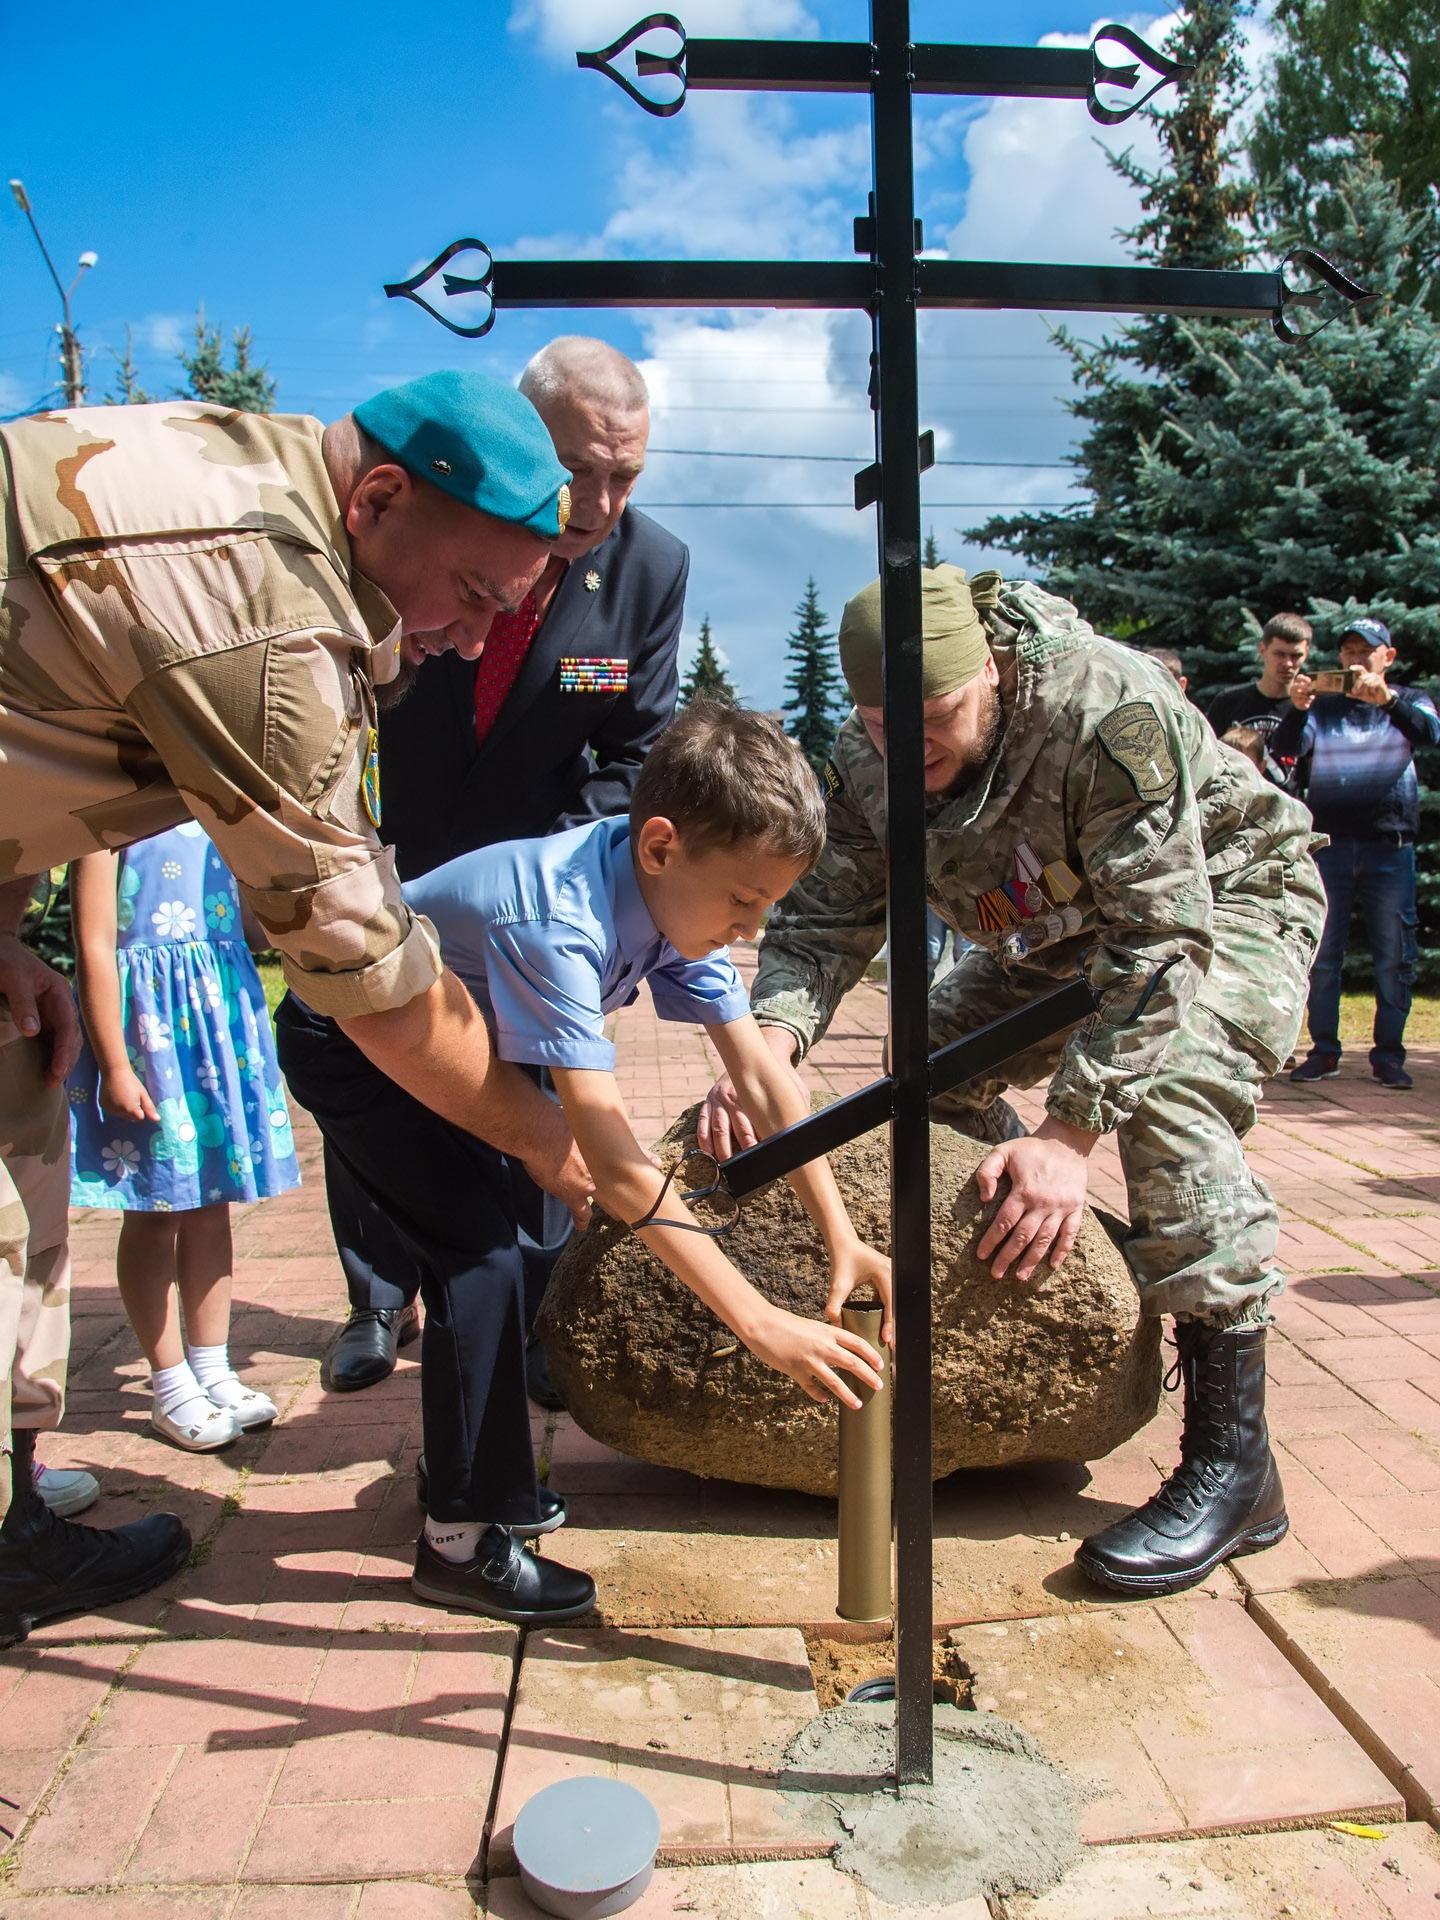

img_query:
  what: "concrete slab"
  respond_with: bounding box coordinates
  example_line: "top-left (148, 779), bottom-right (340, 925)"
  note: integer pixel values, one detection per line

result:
top-left (490, 1626), bottom-right (831, 1871)
top-left (486, 1861), bottom-right (990, 1917)
top-left (1017, 1822), bottom-right (1440, 1919)
top-left (949, 1594), bottom-right (1402, 1843)
top-left (1250, 1575), bottom-right (1440, 1823)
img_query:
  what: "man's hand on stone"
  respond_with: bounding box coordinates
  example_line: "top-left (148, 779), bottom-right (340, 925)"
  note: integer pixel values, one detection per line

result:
top-left (698, 1024), bottom-right (799, 1160)
top-left (975, 1117), bottom-right (1097, 1281)
top-left (0, 933), bottom-right (82, 1085)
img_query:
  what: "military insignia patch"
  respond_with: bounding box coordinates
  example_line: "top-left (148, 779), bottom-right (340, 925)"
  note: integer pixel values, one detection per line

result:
top-left (822, 759), bottom-right (844, 800)
top-left (1097, 701), bottom-right (1178, 801)
top-left (362, 728), bottom-right (382, 828)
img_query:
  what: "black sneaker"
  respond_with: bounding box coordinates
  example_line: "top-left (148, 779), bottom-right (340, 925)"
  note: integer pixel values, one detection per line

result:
top-left (413, 1454), bottom-right (566, 1537)
top-left (1289, 1053), bottom-right (1341, 1083)
top-left (1373, 1061), bottom-right (1414, 1090)
top-left (411, 1528), bottom-right (595, 1625)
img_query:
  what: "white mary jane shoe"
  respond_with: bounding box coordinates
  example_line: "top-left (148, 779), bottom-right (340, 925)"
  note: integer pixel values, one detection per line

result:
top-left (149, 1399), bottom-right (244, 1452)
top-left (205, 1378), bottom-right (278, 1431)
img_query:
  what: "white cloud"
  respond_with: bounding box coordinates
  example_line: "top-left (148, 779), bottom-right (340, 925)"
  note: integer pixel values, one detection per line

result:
top-left (510, 0), bottom-right (818, 62)
top-left (141, 311), bottom-right (189, 354)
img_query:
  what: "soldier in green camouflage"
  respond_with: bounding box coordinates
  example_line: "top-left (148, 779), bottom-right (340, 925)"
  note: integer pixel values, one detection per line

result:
top-left (700, 565), bottom-right (1325, 1598)
top-left (0, 373), bottom-right (598, 1644)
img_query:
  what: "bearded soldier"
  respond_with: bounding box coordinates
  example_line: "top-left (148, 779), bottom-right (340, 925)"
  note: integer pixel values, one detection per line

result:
top-left (701, 565), bottom-right (1324, 1597)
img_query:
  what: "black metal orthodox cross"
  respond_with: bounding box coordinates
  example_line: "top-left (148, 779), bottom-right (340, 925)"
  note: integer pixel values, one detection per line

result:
top-left (387, 4), bottom-right (1373, 1788)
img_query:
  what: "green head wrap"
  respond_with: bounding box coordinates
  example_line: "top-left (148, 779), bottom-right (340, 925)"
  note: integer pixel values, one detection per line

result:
top-left (837, 564), bottom-right (992, 708)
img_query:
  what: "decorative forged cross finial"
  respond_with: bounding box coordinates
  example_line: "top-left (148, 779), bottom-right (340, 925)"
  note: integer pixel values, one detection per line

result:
top-left (576, 13), bottom-right (685, 116)
top-left (1273, 248), bottom-right (1383, 342)
top-left (382, 239), bottom-right (496, 337)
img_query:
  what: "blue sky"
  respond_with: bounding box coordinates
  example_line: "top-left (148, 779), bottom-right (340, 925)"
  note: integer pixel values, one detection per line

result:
top-left (3, 1), bottom-right (1272, 705)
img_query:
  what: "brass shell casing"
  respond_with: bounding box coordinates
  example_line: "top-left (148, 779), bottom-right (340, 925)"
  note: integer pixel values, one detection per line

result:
top-left (836, 1303), bottom-right (893, 1622)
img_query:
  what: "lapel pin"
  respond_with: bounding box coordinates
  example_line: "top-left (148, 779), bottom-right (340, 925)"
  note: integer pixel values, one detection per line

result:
top-left (584, 569), bottom-right (602, 591)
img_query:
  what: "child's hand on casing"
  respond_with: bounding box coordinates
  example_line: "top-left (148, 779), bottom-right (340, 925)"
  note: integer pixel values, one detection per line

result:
top-left (823, 1237), bottom-right (894, 1348)
top-left (743, 1304), bottom-right (885, 1409)
top-left (99, 1065), bottom-right (159, 1123)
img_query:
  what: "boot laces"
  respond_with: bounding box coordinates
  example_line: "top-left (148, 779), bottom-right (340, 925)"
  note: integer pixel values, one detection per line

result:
top-left (1148, 1339), bottom-right (1232, 1522)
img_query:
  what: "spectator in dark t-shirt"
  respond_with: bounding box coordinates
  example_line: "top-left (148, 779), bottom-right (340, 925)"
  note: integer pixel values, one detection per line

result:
top-left (1206, 613), bottom-right (1313, 782)
top-left (1279, 617), bottom-right (1440, 1091)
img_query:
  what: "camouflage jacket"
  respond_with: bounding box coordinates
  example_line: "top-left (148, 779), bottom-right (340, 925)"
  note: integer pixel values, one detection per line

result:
top-left (752, 581), bottom-right (1325, 1135)
top-left (0, 403), bottom-right (439, 1018)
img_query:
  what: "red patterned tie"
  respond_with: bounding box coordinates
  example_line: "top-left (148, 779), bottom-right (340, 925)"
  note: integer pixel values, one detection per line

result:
top-left (472, 593), bottom-right (540, 746)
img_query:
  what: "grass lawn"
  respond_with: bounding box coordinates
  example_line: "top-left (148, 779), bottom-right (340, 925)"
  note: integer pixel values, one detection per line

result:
top-left (262, 958), bottom-right (1437, 1049)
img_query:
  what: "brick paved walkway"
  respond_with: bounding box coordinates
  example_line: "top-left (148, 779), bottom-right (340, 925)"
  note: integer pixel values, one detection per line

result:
top-left (4, 955), bottom-right (1440, 1916)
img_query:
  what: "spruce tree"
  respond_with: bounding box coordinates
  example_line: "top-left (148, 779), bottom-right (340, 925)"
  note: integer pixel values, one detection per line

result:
top-left (1250, 1), bottom-right (1440, 304)
top-left (924, 527), bottom-right (941, 569)
top-left (967, 0), bottom-right (1257, 639)
top-left (679, 615), bottom-right (736, 705)
top-left (177, 308), bottom-right (276, 412)
top-left (782, 578), bottom-right (846, 773)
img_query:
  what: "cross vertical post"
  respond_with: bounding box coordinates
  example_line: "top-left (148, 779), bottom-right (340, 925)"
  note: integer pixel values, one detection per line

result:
top-left (867, 0), bottom-right (933, 1788)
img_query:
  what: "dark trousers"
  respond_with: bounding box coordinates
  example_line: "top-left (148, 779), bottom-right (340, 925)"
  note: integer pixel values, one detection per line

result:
top-left (321, 1078), bottom-right (570, 1333)
top-left (1306, 837), bottom-right (1417, 1068)
top-left (274, 994), bottom-right (540, 1528)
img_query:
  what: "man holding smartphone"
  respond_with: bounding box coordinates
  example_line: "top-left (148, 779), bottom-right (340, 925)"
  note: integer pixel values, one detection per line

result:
top-left (1281, 618), bottom-right (1440, 1089)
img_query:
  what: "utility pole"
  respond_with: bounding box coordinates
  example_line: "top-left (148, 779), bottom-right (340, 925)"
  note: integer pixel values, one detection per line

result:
top-left (8, 179), bottom-right (98, 408)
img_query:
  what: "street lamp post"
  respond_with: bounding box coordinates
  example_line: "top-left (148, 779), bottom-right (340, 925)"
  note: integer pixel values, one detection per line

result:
top-left (8, 179), bottom-right (98, 408)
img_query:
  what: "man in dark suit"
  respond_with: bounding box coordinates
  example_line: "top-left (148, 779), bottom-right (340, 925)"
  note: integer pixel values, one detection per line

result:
top-left (293, 338), bottom-right (688, 1395)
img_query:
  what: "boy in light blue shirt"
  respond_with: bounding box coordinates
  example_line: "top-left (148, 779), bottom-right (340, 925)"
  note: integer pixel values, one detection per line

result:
top-left (279, 703), bottom-right (891, 1627)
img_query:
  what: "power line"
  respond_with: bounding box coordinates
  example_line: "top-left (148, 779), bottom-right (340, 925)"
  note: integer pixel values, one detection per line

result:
top-left (648, 447), bottom-right (1067, 469)
top-left (639, 500), bottom-right (1075, 508)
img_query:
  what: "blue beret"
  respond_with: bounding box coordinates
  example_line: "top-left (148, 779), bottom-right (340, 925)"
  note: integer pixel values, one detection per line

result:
top-left (353, 371), bottom-right (571, 537)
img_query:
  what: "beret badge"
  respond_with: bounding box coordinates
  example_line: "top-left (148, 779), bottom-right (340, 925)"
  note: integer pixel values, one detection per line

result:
top-left (557, 483), bottom-right (572, 533)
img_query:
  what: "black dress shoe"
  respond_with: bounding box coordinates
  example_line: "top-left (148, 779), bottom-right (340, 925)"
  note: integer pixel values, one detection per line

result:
top-left (326, 1302), bottom-right (420, 1392)
top-left (413, 1453), bottom-right (566, 1536)
top-left (411, 1527), bottom-right (595, 1624)
top-left (525, 1340), bottom-right (566, 1411)
top-left (1075, 1322), bottom-right (1288, 1597)
top-left (0, 1431), bottom-right (191, 1649)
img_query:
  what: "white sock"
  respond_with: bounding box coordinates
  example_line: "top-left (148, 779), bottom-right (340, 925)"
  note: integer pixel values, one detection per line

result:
top-left (151, 1359), bottom-right (215, 1427)
top-left (423, 1517), bottom-right (485, 1564)
top-left (186, 1343), bottom-right (232, 1389)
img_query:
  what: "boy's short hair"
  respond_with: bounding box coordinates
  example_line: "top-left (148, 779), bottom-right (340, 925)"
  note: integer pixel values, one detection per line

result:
top-left (1260, 611), bottom-right (1313, 648)
top-left (1221, 724), bottom-right (1266, 769)
top-left (1143, 646), bottom-right (1186, 684)
top-left (630, 702), bottom-right (827, 868)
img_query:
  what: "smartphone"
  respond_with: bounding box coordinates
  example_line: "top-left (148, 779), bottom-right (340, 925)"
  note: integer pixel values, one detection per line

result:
top-left (1313, 667), bottom-right (1360, 694)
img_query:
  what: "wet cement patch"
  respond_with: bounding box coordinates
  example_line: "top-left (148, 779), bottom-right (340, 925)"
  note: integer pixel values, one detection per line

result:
top-left (779, 1701), bottom-right (1087, 1907)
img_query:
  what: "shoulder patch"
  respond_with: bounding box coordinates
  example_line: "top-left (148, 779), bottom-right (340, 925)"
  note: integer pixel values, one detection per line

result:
top-left (1096, 701), bottom-right (1178, 802)
top-left (822, 758), bottom-right (844, 800)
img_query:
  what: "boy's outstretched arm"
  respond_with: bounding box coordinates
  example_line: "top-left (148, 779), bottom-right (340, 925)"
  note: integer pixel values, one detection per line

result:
top-left (551, 1064), bottom-right (885, 1409)
top-left (707, 1013), bottom-right (894, 1347)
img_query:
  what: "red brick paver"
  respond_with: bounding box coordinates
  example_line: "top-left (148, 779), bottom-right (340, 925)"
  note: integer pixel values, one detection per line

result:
top-left (2, 964), bottom-right (1438, 1911)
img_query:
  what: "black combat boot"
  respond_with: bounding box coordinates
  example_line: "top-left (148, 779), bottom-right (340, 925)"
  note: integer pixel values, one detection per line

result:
top-left (0, 1429), bottom-right (192, 1649)
top-left (1074, 1321), bottom-right (1287, 1597)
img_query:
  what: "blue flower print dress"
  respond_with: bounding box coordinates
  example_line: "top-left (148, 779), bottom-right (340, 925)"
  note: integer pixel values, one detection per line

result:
top-left (69, 823), bottom-right (302, 1212)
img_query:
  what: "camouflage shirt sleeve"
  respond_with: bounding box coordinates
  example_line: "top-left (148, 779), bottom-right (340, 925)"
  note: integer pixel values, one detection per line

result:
top-left (1046, 701), bottom-right (1213, 1134)
top-left (750, 722), bottom-right (889, 1059)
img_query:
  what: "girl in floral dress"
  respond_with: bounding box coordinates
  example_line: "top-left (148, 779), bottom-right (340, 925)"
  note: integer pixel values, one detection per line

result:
top-left (68, 822), bottom-right (301, 1450)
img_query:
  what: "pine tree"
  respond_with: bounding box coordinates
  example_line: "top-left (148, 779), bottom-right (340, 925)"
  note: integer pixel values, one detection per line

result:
top-left (782, 578), bottom-right (846, 772)
top-left (966, 0), bottom-right (1257, 637)
top-left (679, 616), bottom-right (736, 705)
top-left (105, 326), bottom-right (153, 405)
top-left (1250, 1), bottom-right (1440, 304)
top-left (924, 527), bottom-right (941, 569)
top-left (177, 307), bottom-right (276, 412)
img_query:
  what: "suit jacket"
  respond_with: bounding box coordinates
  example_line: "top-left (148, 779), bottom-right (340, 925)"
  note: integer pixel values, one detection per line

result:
top-left (378, 507), bottom-right (688, 880)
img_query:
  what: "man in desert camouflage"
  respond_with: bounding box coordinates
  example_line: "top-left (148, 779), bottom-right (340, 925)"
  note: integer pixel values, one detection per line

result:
top-left (701, 564), bottom-right (1325, 1598)
top-left (0, 372), bottom-right (596, 1644)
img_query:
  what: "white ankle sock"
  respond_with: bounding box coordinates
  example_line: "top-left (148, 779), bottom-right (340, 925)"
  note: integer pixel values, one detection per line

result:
top-left (423, 1517), bottom-right (485, 1564)
top-left (151, 1359), bottom-right (214, 1427)
top-left (186, 1343), bottom-right (232, 1389)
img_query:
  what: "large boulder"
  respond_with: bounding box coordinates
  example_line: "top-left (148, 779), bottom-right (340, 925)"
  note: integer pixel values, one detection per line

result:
top-left (539, 1107), bottom-right (1161, 1498)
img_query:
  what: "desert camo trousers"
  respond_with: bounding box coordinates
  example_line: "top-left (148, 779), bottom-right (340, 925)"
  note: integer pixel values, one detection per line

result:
top-left (927, 932), bottom-right (1311, 1326)
top-left (0, 1021), bottom-right (72, 1518)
